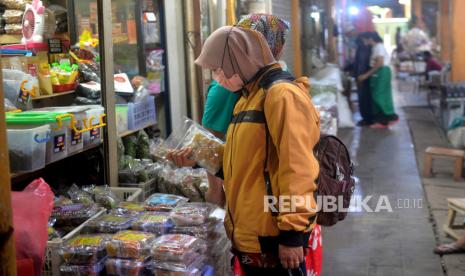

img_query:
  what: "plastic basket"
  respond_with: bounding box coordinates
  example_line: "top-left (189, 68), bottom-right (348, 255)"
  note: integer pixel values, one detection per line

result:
top-left (127, 96), bottom-right (156, 130)
top-left (42, 208), bottom-right (106, 276)
top-left (119, 179), bottom-right (156, 200)
top-left (110, 187), bottom-right (143, 202)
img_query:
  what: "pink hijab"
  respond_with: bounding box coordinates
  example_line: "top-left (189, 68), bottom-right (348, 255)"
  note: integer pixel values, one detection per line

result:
top-left (195, 26), bottom-right (276, 82)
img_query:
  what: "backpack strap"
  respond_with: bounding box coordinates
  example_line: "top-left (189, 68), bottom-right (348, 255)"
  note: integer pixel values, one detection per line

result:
top-left (259, 68), bottom-right (296, 216)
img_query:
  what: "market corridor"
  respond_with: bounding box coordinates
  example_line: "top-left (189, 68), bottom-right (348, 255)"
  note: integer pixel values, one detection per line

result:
top-left (322, 91), bottom-right (443, 275)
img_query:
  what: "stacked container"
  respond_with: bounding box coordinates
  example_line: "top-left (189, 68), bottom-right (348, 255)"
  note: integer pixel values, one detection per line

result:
top-left (83, 105), bottom-right (105, 147)
top-left (6, 111), bottom-right (72, 164)
top-left (6, 124), bottom-right (50, 173)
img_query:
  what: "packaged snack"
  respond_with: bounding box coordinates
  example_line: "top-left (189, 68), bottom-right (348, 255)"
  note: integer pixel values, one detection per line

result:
top-left (59, 258), bottom-right (106, 276)
top-left (176, 119), bottom-right (224, 174)
top-left (3, 10), bottom-right (23, 24)
top-left (60, 234), bottom-right (110, 265)
top-left (4, 23), bottom-right (21, 34)
top-left (150, 255), bottom-right (205, 275)
top-left (117, 202), bottom-right (146, 214)
top-left (68, 184), bottom-right (94, 205)
top-left (106, 230), bottom-right (156, 259)
top-left (51, 204), bottom-right (100, 226)
top-left (145, 194), bottom-right (188, 212)
top-left (0, 0), bottom-right (30, 10)
top-left (151, 234), bottom-right (207, 265)
top-left (131, 212), bottom-right (173, 235)
top-left (137, 130), bottom-right (151, 159)
top-left (105, 257), bottom-right (149, 276)
top-left (170, 203), bottom-right (214, 226)
top-left (169, 223), bottom-right (215, 241)
top-left (84, 185), bottom-right (121, 209)
top-left (123, 135), bottom-right (138, 157)
top-left (94, 214), bottom-right (134, 233)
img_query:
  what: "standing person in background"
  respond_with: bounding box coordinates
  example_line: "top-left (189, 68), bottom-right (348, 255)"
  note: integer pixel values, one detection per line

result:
top-left (353, 33), bottom-right (373, 126)
top-left (358, 32), bottom-right (399, 128)
top-left (395, 27), bottom-right (404, 53)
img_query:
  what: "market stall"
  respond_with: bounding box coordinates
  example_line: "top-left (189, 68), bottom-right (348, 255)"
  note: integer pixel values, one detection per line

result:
top-left (1, 0), bottom-right (231, 275)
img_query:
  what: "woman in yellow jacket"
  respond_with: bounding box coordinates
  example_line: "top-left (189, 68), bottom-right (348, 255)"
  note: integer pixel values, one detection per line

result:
top-left (172, 26), bottom-right (320, 275)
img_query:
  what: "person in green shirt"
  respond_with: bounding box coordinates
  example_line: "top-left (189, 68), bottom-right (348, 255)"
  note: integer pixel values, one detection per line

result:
top-left (201, 13), bottom-right (290, 139)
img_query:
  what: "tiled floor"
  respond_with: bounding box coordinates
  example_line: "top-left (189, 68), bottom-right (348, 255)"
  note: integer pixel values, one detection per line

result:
top-left (322, 89), bottom-right (444, 275)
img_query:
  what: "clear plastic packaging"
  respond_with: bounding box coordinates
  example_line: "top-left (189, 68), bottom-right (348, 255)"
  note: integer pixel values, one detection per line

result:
top-left (84, 185), bottom-right (121, 210)
top-left (59, 258), bottom-right (106, 276)
top-left (93, 214), bottom-right (134, 233)
top-left (117, 202), bottom-right (146, 214)
top-left (145, 193), bottom-right (188, 212)
top-left (60, 234), bottom-right (110, 265)
top-left (68, 184), bottom-right (94, 205)
top-left (150, 255), bottom-right (205, 276)
top-left (131, 212), bottom-right (173, 235)
top-left (170, 203), bottom-right (215, 226)
top-left (51, 204), bottom-right (100, 227)
top-left (105, 257), bottom-right (149, 276)
top-left (106, 230), bottom-right (156, 259)
top-left (175, 119), bottom-right (224, 174)
top-left (169, 222), bottom-right (216, 241)
top-left (156, 165), bottom-right (207, 202)
top-left (151, 234), bottom-right (207, 265)
top-left (3, 10), bottom-right (23, 24)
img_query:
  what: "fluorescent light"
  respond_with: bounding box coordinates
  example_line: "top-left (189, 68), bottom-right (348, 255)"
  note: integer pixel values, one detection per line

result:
top-left (349, 6), bottom-right (359, 15)
top-left (311, 12), bottom-right (320, 21)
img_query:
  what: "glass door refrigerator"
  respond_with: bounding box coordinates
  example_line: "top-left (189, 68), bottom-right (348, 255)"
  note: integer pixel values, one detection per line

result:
top-left (67, 0), bottom-right (171, 134)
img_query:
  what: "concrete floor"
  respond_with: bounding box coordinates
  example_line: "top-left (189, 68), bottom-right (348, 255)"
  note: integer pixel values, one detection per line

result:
top-left (322, 88), bottom-right (444, 275)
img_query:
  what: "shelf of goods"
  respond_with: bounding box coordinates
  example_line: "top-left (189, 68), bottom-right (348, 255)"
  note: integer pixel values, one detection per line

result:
top-left (0, 35), bottom-right (22, 45)
top-left (118, 122), bottom-right (157, 138)
top-left (31, 91), bottom-right (75, 100)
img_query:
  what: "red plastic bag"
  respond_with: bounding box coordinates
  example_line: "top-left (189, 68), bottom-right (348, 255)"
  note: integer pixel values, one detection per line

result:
top-left (12, 178), bottom-right (54, 276)
top-left (306, 225), bottom-right (323, 276)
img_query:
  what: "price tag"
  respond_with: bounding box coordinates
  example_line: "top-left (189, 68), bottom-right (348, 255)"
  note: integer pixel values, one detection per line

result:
top-left (48, 39), bottom-right (63, 54)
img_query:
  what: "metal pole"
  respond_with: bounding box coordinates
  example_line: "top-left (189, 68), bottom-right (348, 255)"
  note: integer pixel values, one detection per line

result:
top-left (226, 0), bottom-right (236, 25)
top-left (0, 62), bottom-right (17, 276)
top-left (97, 0), bottom-right (118, 186)
top-left (291, 0), bottom-right (303, 76)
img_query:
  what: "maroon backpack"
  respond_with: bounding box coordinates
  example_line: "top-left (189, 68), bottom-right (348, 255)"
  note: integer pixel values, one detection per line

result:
top-left (313, 135), bottom-right (355, 226)
top-left (259, 68), bottom-right (355, 227)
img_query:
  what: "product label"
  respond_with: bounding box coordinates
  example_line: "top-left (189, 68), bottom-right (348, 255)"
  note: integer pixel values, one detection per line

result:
top-left (117, 232), bottom-right (149, 242)
top-left (28, 64), bottom-right (38, 77)
top-left (69, 236), bottom-right (103, 247)
top-left (17, 88), bottom-right (30, 104)
top-left (54, 134), bottom-right (66, 153)
top-left (141, 214), bottom-right (168, 223)
top-left (90, 127), bottom-right (100, 140)
top-left (71, 129), bottom-right (82, 145)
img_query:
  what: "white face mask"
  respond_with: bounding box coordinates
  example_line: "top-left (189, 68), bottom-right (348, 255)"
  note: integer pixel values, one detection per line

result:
top-left (212, 68), bottom-right (244, 92)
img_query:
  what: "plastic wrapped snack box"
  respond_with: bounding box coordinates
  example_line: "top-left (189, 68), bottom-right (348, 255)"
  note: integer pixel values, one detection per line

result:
top-left (150, 256), bottom-right (205, 276)
top-left (169, 222), bottom-right (216, 241)
top-left (176, 119), bottom-right (224, 175)
top-left (131, 212), bottom-right (173, 235)
top-left (170, 203), bottom-right (214, 226)
top-left (51, 204), bottom-right (100, 227)
top-left (60, 234), bottom-right (110, 265)
top-left (106, 230), bottom-right (156, 259)
top-left (144, 193), bottom-right (188, 212)
top-left (105, 257), bottom-right (149, 276)
top-left (94, 214), bottom-right (134, 234)
top-left (116, 202), bottom-right (146, 214)
top-left (151, 234), bottom-right (207, 265)
top-left (59, 258), bottom-right (106, 276)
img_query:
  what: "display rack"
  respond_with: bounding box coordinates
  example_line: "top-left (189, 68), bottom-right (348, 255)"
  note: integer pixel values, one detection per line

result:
top-left (10, 143), bottom-right (102, 180)
top-left (0, 35), bottom-right (22, 45)
top-left (31, 91), bottom-right (75, 100)
top-left (118, 122), bottom-right (157, 138)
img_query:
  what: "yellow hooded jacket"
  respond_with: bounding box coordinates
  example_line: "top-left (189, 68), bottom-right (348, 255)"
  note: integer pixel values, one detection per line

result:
top-left (223, 70), bottom-right (320, 254)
